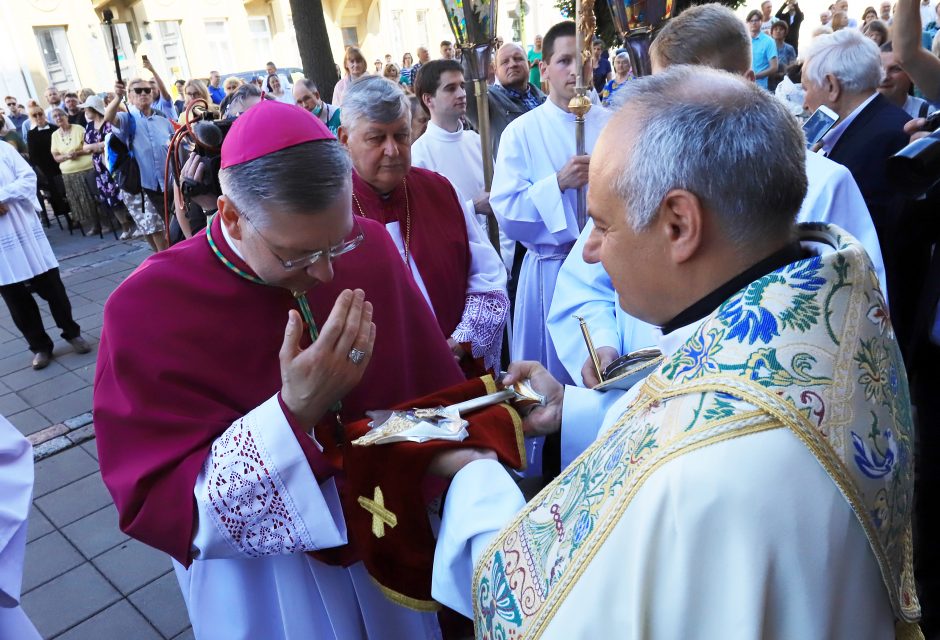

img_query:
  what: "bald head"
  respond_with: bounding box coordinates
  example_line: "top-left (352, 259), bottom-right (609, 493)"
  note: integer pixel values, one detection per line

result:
top-left (495, 42), bottom-right (530, 90)
top-left (649, 4), bottom-right (751, 76)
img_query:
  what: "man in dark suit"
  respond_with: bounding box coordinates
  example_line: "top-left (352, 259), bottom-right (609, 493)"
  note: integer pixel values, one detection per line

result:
top-left (803, 28), bottom-right (916, 344)
top-left (775, 0), bottom-right (804, 52)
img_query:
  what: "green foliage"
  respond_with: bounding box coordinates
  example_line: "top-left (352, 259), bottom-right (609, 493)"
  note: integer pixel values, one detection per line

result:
top-left (554, 0), bottom-right (749, 46)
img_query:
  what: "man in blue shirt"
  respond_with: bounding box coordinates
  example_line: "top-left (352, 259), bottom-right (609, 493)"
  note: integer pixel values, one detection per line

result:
top-left (747, 9), bottom-right (779, 88)
top-left (207, 71), bottom-right (225, 105)
top-left (102, 78), bottom-right (174, 252)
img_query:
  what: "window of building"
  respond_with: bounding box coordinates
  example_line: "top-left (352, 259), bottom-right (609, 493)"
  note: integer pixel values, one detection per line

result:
top-left (341, 27), bottom-right (359, 48)
top-left (99, 22), bottom-right (136, 83)
top-left (157, 21), bottom-right (190, 81)
top-left (248, 17), bottom-right (274, 65)
top-left (35, 26), bottom-right (78, 88)
top-left (204, 20), bottom-right (233, 72)
top-left (415, 10), bottom-right (430, 48)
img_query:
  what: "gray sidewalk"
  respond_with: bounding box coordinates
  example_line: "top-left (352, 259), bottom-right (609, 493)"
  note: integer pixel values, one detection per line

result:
top-left (2, 224), bottom-right (193, 639)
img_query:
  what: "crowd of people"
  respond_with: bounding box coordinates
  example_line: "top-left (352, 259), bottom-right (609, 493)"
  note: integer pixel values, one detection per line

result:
top-left (2, 0), bottom-right (940, 637)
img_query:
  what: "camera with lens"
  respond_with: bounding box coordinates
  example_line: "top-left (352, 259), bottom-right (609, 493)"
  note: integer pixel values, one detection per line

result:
top-left (173, 103), bottom-right (233, 203)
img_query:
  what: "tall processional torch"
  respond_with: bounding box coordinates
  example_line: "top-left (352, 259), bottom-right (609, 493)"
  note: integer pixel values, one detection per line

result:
top-left (570, 0), bottom-right (595, 231)
top-left (441, 0), bottom-right (502, 253)
top-left (606, 0), bottom-right (680, 77)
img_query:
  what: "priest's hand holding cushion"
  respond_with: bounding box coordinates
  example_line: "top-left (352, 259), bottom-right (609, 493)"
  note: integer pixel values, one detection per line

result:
top-left (280, 288), bottom-right (376, 430)
top-left (502, 361), bottom-right (564, 436)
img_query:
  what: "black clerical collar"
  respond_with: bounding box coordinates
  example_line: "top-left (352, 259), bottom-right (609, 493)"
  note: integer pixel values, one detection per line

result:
top-left (660, 241), bottom-right (806, 335)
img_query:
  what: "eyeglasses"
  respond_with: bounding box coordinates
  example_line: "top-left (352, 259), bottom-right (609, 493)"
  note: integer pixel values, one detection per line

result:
top-left (748, 17), bottom-right (762, 22)
top-left (133, 87), bottom-right (152, 95)
top-left (5, 102), bottom-right (15, 108)
top-left (242, 214), bottom-right (364, 271)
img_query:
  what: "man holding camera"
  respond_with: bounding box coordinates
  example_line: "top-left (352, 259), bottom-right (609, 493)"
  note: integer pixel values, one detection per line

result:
top-left (102, 77), bottom-right (173, 252)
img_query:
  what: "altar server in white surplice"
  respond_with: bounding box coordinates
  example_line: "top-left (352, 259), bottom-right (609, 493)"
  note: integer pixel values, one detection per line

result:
top-left (490, 20), bottom-right (612, 385)
top-left (547, 3), bottom-right (887, 389)
top-left (410, 59), bottom-right (515, 270)
top-left (0, 415), bottom-right (42, 640)
top-left (431, 62), bottom-right (921, 640)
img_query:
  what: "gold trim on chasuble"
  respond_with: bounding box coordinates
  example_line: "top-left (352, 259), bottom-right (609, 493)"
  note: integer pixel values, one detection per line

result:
top-left (472, 224), bottom-right (920, 639)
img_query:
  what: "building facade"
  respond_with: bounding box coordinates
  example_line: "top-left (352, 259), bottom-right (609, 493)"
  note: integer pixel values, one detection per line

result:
top-left (0, 0), bottom-right (563, 103)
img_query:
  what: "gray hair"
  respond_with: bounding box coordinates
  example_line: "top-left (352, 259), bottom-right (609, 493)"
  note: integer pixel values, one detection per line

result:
top-left (612, 65), bottom-right (806, 246)
top-left (340, 75), bottom-right (410, 131)
top-left (803, 28), bottom-right (884, 94)
top-left (225, 83), bottom-right (262, 118)
top-left (219, 140), bottom-right (352, 217)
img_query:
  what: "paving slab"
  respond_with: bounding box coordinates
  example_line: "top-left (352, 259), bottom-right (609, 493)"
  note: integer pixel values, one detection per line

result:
top-left (20, 562), bottom-right (121, 639)
top-left (32, 445), bottom-right (97, 498)
top-left (34, 385), bottom-right (94, 424)
top-left (80, 440), bottom-right (99, 460)
top-left (0, 360), bottom-right (68, 392)
top-left (27, 505), bottom-right (54, 543)
top-left (34, 471), bottom-right (113, 528)
top-left (93, 538), bottom-right (174, 596)
top-left (61, 503), bottom-right (129, 560)
top-left (0, 391), bottom-right (29, 415)
top-left (16, 371), bottom-right (87, 407)
top-left (173, 628), bottom-right (196, 640)
top-left (21, 530), bottom-right (85, 593)
top-left (6, 408), bottom-right (52, 435)
top-left (128, 571), bottom-right (191, 639)
top-left (55, 600), bottom-right (163, 640)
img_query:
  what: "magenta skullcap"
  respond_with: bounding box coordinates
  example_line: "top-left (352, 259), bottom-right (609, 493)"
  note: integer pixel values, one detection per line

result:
top-left (220, 99), bottom-right (335, 169)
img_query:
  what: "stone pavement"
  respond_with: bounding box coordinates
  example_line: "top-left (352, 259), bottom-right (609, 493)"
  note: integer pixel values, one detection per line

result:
top-left (2, 223), bottom-right (193, 639)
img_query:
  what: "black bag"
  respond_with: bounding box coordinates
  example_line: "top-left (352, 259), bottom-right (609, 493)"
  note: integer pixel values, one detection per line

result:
top-left (106, 113), bottom-right (142, 195)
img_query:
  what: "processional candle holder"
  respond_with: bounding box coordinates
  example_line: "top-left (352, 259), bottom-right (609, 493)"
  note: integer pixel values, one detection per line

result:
top-left (570, 0), bottom-right (595, 230)
top-left (440, 0), bottom-right (502, 252)
top-left (605, 0), bottom-right (680, 77)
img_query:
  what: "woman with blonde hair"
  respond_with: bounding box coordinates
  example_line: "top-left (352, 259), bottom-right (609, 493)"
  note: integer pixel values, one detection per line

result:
top-left (177, 79), bottom-right (218, 123)
top-left (218, 76), bottom-right (246, 118)
top-left (332, 46), bottom-right (367, 107)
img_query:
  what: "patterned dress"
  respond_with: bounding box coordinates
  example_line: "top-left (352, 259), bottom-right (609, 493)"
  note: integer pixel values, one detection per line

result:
top-left (83, 121), bottom-right (122, 209)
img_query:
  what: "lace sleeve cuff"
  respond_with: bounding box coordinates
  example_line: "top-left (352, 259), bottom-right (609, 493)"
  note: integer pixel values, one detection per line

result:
top-left (451, 290), bottom-right (510, 371)
top-left (191, 394), bottom-right (347, 560)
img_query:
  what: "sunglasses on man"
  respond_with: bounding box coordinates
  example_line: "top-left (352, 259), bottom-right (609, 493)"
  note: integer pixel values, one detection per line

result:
top-left (133, 87), bottom-right (152, 95)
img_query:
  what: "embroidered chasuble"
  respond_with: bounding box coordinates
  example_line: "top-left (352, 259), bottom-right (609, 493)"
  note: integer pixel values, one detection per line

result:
top-left (473, 224), bottom-right (921, 639)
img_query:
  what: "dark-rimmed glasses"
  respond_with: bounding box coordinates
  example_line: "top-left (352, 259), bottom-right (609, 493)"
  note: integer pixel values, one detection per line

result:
top-left (242, 214), bottom-right (364, 271)
top-left (133, 87), bottom-right (152, 95)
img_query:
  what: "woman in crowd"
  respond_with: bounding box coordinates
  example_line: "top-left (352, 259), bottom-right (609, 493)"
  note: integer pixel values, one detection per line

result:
top-left (24, 107), bottom-right (69, 222)
top-left (863, 19), bottom-right (890, 45)
top-left (862, 5), bottom-right (879, 25)
top-left (529, 35), bottom-right (544, 93)
top-left (177, 79), bottom-right (218, 123)
top-left (400, 52), bottom-right (415, 88)
top-left (265, 74), bottom-right (293, 104)
top-left (218, 76), bottom-right (245, 117)
top-left (49, 108), bottom-right (101, 235)
top-left (600, 52), bottom-right (635, 107)
top-left (384, 63), bottom-right (402, 85)
top-left (332, 47), bottom-right (368, 107)
top-left (591, 38), bottom-right (613, 93)
top-left (80, 95), bottom-right (135, 240)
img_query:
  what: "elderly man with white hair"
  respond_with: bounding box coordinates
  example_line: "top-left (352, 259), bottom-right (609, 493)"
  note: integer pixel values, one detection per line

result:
top-left (338, 76), bottom-right (509, 373)
top-left (431, 63), bottom-right (921, 639)
top-left (802, 28), bottom-right (912, 342)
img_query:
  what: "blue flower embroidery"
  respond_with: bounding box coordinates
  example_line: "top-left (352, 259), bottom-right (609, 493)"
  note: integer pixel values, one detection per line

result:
top-left (852, 429), bottom-right (897, 479)
top-left (718, 257), bottom-right (825, 345)
top-left (478, 551), bottom-right (523, 632)
top-left (572, 511), bottom-right (592, 547)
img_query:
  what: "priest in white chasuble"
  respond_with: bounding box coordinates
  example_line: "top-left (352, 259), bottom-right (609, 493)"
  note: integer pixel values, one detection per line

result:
top-left (339, 76), bottom-right (509, 374)
top-left (431, 66), bottom-right (922, 639)
top-left (489, 20), bottom-right (612, 384)
top-left (547, 3), bottom-right (889, 392)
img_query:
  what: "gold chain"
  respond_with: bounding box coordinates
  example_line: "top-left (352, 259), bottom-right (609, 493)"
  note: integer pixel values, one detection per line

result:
top-left (352, 177), bottom-right (411, 267)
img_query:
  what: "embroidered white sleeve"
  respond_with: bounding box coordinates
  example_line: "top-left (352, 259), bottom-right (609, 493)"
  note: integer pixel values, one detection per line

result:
top-left (451, 290), bottom-right (510, 371)
top-left (191, 395), bottom-right (347, 560)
